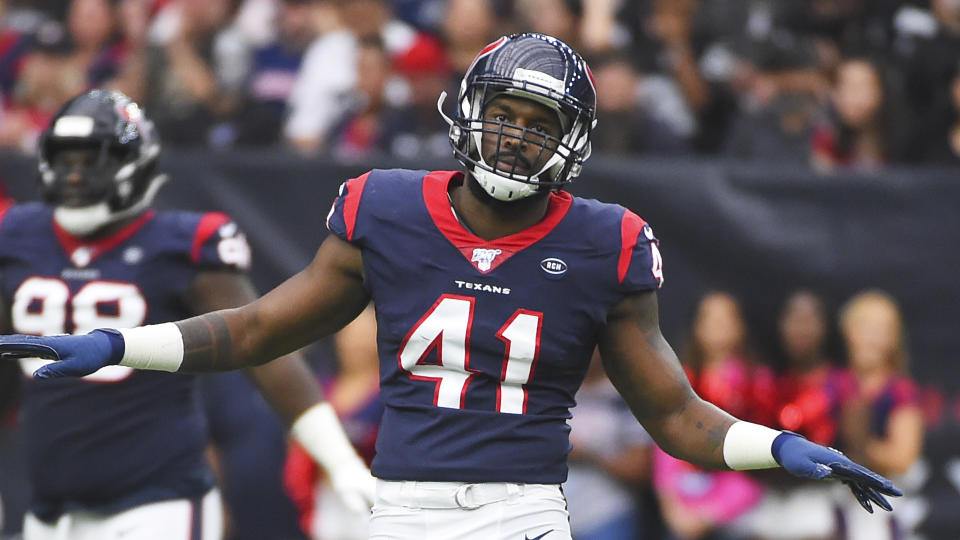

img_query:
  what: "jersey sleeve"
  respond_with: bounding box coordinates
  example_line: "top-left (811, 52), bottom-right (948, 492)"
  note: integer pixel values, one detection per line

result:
top-left (325, 171), bottom-right (371, 245)
top-left (190, 212), bottom-right (252, 271)
top-left (0, 204), bottom-right (41, 263)
top-left (617, 209), bottom-right (664, 292)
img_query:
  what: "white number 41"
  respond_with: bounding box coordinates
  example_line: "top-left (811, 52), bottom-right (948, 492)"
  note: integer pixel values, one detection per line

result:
top-left (398, 295), bottom-right (542, 414)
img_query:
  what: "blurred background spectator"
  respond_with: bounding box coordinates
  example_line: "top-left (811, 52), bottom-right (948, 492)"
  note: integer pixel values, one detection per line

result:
top-left (916, 58), bottom-right (960, 163)
top-left (835, 290), bottom-right (924, 540)
top-left (385, 32), bottom-right (453, 159)
top-left (141, 0), bottom-right (250, 148)
top-left (736, 291), bottom-right (842, 540)
top-left (325, 35), bottom-right (395, 159)
top-left (284, 0), bottom-right (423, 154)
top-left (234, 0), bottom-right (322, 146)
top-left (892, 0), bottom-right (960, 162)
top-left (589, 53), bottom-right (693, 156)
top-left (439, 0), bottom-right (497, 77)
top-left (564, 351), bottom-right (653, 540)
top-left (653, 292), bottom-right (774, 540)
top-left (0, 19), bottom-right (81, 152)
top-left (809, 56), bottom-right (905, 173)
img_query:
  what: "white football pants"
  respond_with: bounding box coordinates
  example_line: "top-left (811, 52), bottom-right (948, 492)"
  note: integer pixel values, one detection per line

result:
top-left (369, 479), bottom-right (571, 540)
top-left (23, 488), bottom-right (222, 540)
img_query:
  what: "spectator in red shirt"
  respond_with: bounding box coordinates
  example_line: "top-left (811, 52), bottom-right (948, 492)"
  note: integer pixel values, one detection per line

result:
top-left (654, 292), bottom-right (774, 540)
top-left (775, 290), bottom-right (843, 446)
top-left (737, 290), bottom-right (843, 540)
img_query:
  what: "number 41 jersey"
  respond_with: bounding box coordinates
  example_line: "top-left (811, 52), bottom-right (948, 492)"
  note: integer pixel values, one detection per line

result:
top-left (326, 170), bottom-right (663, 484)
top-left (0, 203), bottom-right (250, 520)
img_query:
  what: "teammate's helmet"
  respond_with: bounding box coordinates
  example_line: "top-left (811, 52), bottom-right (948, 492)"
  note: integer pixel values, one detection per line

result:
top-left (438, 33), bottom-right (596, 201)
top-left (37, 89), bottom-right (164, 236)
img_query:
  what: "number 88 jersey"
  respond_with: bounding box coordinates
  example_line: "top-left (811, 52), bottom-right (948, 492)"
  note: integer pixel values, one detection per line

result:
top-left (326, 169), bottom-right (662, 484)
top-left (0, 203), bottom-right (249, 519)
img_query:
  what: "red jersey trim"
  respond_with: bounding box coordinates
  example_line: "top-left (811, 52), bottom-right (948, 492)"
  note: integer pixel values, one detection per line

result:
top-left (422, 171), bottom-right (573, 273)
top-left (191, 212), bottom-right (231, 263)
top-left (618, 210), bottom-right (647, 283)
top-left (344, 172), bottom-right (372, 241)
top-left (54, 210), bottom-right (156, 264)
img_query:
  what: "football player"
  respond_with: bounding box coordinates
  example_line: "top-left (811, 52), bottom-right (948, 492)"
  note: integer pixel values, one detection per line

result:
top-left (0, 89), bottom-right (373, 540)
top-left (1, 36), bottom-right (900, 540)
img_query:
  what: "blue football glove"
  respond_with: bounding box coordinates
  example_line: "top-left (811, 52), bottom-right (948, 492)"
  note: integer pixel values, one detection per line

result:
top-left (0, 330), bottom-right (125, 379)
top-left (772, 431), bottom-right (902, 513)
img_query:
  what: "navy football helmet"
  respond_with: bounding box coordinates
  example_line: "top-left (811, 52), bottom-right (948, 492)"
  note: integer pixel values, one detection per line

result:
top-left (37, 89), bottom-right (164, 236)
top-left (438, 33), bottom-right (597, 201)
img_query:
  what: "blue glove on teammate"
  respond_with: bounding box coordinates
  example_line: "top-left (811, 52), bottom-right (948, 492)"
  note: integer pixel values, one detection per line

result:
top-left (0, 330), bottom-right (124, 379)
top-left (773, 431), bottom-right (902, 513)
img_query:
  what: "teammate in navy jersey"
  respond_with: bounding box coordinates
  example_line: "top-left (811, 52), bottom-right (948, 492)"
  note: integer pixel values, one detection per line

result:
top-left (1, 35), bottom-right (900, 540)
top-left (0, 89), bottom-right (374, 540)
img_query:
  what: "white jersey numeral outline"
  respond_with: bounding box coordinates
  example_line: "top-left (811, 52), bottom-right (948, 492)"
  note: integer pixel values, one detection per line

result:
top-left (12, 277), bottom-right (147, 382)
top-left (398, 294), bottom-right (543, 414)
top-left (650, 241), bottom-right (664, 283)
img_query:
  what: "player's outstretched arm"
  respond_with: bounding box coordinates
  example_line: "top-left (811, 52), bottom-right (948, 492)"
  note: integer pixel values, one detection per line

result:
top-left (0, 235), bottom-right (371, 378)
top-left (175, 233), bottom-right (370, 373)
top-left (598, 290), bottom-right (902, 513)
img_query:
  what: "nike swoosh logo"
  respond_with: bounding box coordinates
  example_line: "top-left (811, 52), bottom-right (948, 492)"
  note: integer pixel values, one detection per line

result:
top-left (525, 530), bottom-right (553, 540)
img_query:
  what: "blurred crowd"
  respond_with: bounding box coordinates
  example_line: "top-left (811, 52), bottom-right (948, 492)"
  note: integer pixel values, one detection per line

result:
top-left (0, 0), bottom-right (958, 170)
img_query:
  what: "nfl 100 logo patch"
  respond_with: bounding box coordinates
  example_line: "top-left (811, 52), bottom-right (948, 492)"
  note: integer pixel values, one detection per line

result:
top-left (471, 248), bottom-right (502, 272)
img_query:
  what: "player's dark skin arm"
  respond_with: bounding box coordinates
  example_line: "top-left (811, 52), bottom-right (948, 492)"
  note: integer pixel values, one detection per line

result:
top-left (185, 270), bottom-right (328, 426)
top-left (598, 290), bottom-right (737, 470)
top-left (175, 234), bottom-right (370, 375)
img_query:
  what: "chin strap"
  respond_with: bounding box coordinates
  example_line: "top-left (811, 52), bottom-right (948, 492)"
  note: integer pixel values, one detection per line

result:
top-left (53, 174), bottom-right (169, 236)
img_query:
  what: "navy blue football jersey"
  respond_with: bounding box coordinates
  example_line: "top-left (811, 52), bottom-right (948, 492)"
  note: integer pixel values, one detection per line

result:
top-left (326, 170), bottom-right (663, 484)
top-left (0, 203), bottom-right (251, 520)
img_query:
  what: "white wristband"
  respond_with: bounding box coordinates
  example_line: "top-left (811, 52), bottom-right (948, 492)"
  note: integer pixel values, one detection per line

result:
top-left (723, 421), bottom-right (782, 470)
top-left (117, 323), bottom-right (184, 372)
top-left (291, 402), bottom-right (365, 471)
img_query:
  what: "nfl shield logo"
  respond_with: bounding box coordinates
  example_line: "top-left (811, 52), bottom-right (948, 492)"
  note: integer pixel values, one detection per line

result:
top-left (471, 248), bottom-right (502, 272)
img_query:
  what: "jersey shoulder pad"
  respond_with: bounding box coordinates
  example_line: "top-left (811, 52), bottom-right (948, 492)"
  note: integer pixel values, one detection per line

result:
top-left (325, 168), bottom-right (430, 244)
top-left (565, 197), bottom-right (664, 291)
top-left (155, 210), bottom-right (251, 271)
top-left (0, 203), bottom-right (52, 258)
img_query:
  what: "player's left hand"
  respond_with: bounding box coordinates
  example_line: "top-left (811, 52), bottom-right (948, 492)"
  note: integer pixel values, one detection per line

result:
top-left (0, 330), bottom-right (123, 378)
top-left (293, 402), bottom-right (377, 514)
top-left (327, 459), bottom-right (377, 514)
top-left (773, 431), bottom-right (902, 513)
